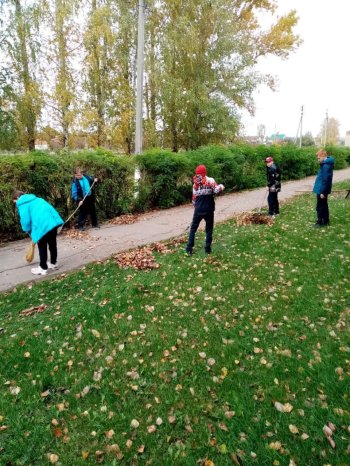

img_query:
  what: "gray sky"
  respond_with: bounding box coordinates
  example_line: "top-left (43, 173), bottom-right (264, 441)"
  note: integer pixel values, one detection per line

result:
top-left (242, 0), bottom-right (350, 139)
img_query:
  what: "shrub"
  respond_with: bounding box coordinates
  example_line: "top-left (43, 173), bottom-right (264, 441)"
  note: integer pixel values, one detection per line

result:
top-left (1, 144), bottom-right (349, 241)
top-left (0, 150), bottom-right (135, 238)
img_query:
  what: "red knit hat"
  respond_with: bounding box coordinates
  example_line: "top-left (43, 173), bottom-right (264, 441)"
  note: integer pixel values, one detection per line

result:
top-left (195, 164), bottom-right (207, 176)
top-left (265, 157), bottom-right (273, 163)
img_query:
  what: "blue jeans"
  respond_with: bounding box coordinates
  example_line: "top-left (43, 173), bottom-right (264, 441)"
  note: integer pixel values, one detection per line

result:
top-left (186, 211), bottom-right (214, 253)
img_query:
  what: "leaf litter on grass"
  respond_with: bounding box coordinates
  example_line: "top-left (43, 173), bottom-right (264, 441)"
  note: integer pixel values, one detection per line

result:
top-left (0, 188), bottom-right (350, 465)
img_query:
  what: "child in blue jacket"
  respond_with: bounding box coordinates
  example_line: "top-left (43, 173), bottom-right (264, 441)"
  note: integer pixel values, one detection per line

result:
top-left (71, 168), bottom-right (99, 230)
top-left (312, 149), bottom-right (334, 227)
top-left (13, 190), bottom-right (64, 275)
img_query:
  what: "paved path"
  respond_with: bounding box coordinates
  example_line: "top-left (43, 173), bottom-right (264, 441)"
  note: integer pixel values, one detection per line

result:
top-left (1, 168), bottom-right (349, 293)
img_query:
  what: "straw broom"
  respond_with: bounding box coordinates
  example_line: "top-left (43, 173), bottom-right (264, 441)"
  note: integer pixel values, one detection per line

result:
top-left (26, 241), bottom-right (35, 263)
top-left (24, 178), bottom-right (97, 263)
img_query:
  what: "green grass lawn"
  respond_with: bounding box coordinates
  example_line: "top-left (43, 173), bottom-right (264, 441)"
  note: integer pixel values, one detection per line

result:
top-left (0, 184), bottom-right (349, 466)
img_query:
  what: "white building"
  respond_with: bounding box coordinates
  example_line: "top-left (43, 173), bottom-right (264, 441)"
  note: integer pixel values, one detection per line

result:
top-left (345, 131), bottom-right (350, 147)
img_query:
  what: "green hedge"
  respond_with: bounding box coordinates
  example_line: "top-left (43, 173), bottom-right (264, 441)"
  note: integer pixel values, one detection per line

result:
top-left (1, 144), bottom-right (349, 241)
top-left (0, 149), bottom-right (134, 240)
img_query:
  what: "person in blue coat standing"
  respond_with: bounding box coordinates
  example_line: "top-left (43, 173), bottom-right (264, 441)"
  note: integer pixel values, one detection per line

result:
top-left (71, 168), bottom-right (99, 230)
top-left (312, 149), bottom-right (334, 227)
top-left (13, 190), bottom-right (64, 275)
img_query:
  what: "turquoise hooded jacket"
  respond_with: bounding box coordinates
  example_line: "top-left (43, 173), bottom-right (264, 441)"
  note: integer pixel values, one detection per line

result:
top-left (16, 194), bottom-right (64, 244)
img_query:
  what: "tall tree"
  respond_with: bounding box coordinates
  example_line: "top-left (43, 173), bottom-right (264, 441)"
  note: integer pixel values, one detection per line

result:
top-left (1, 0), bottom-right (42, 150)
top-left (318, 117), bottom-right (340, 146)
top-left (144, 0), bottom-right (300, 151)
top-left (82, 0), bottom-right (113, 147)
top-left (40, 0), bottom-right (80, 147)
top-left (0, 69), bottom-right (20, 149)
top-left (111, 0), bottom-right (137, 153)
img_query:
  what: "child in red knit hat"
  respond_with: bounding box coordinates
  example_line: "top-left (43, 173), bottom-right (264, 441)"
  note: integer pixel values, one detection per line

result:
top-left (186, 164), bottom-right (224, 255)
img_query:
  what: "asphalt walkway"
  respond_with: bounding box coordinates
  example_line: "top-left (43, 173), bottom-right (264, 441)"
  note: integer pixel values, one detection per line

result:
top-left (1, 168), bottom-right (349, 293)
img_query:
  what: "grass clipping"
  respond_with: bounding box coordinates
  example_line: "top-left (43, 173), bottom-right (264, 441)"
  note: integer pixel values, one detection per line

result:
top-left (234, 212), bottom-right (273, 226)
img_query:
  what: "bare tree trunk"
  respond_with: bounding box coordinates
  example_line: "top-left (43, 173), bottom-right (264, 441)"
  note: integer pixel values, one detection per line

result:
top-left (55, 0), bottom-right (71, 147)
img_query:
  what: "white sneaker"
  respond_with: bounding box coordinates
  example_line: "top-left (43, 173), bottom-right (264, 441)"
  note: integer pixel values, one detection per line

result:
top-left (48, 262), bottom-right (59, 270)
top-left (31, 266), bottom-right (48, 275)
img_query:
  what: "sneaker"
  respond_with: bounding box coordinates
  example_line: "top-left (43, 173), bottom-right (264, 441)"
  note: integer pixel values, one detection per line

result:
top-left (92, 225), bottom-right (100, 229)
top-left (185, 250), bottom-right (193, 256)
top-left (31, 266), bottom-right (48, 275)
top-left (48, 262), bottom-right (59, 270)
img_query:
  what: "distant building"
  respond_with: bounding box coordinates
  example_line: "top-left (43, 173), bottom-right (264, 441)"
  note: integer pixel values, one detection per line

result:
top-left (240, 135), bottom-right (261, 145)
top-left (345, 131), bottom-right (350, 147)
top-left (270, 133), bottom-right (286, 142)
top-left (34, 140), bottom-right (49, 150)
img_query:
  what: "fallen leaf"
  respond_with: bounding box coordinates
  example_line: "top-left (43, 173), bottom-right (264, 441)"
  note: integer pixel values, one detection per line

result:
top-left (269, 441), bottom-right (282, 451)
top-left (289, 424), bottom-right (299, 434)
top-left (47, 453), bottom-right (59, 464)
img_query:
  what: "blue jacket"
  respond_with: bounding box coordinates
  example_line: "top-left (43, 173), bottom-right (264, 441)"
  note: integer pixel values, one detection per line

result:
top-left (71, 174), bottom-right (95, 202)
top-left (16, 194), bottom-right (64, 244)
top-left (313, 156), bottom-right (334, 195)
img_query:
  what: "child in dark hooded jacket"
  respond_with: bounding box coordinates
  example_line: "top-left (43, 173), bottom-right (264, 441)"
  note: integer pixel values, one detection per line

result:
top-left (312, 149), bottom-right (334, 227)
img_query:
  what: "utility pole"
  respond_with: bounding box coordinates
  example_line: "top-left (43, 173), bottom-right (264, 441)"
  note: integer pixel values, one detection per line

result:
top-left (295, 105), bottom-right (304, 147)
top-left (299, 105), bottom-right (303, 148)
top-left (323, 110), bottom-right (329, 146)
top-left (135, 0), bottom-right (145, 154)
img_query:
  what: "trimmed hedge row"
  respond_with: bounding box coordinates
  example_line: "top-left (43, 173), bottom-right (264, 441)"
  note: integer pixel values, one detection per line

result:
top-left (1, 144), bottom-right (349, 241)
top-left (0, 149), bottom-right (135, 240)
top-left (136, 144), bottom-right (349, 209)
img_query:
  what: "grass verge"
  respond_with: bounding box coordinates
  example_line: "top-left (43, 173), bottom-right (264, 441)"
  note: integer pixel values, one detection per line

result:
top-left (0, 184), bottom-right (349, 465)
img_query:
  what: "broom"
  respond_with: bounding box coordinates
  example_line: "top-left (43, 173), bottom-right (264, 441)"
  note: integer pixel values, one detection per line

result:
top-left (26, 241), bottom-right (35, 263)
top-left (57, 179), bottom-right (97, 234)
top-left (24, 179), bottom-right (97, 263)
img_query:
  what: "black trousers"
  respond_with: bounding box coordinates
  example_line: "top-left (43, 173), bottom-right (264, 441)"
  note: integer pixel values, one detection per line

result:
top-left (77, 195), bottom-right (98, 228)
top-left (186, 211), bottom-right (214, 253)
top-left (37, 227), bottom-right (58, 270)
top-left (316, 195), bottom-right (329, 224)
top-left (268, 191), bottom-right (279, 215)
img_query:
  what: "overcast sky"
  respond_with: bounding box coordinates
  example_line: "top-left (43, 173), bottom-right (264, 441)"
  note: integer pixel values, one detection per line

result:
top-left (242, 0), bottom-right (350, 139)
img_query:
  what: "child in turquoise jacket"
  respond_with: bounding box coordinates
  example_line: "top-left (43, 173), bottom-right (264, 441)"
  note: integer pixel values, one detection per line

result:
top-left (13, 191), bottom-right (64, 275)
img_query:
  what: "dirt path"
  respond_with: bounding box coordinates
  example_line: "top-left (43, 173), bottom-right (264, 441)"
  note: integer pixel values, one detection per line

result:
top-left (1, 168), bottom-right (349, 293)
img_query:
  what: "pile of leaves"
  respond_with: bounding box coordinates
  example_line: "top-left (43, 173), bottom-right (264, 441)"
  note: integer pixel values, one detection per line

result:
top-left (19, 304), bottom-right (48, 317)
top-left (109, 214), bottom-right (140, 225)
top-left (234, 212), bottom-right (274, 226)
top-left (115, 242), bottom-right (172, 270)
top-left (61, 229), bottom-right (91, 240)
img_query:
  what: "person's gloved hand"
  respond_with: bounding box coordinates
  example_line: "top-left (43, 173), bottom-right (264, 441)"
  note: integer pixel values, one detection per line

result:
top-left (214, 184), bottom-right (224, 194)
